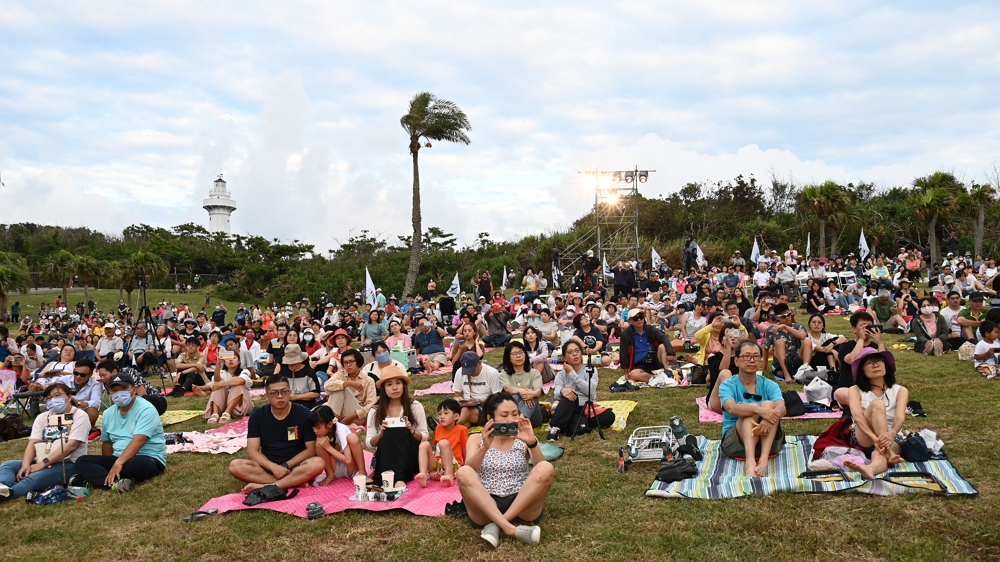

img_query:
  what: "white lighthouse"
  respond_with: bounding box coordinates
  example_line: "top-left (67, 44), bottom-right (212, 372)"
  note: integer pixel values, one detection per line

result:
top-left (203, 175), bottom-right (237, 234)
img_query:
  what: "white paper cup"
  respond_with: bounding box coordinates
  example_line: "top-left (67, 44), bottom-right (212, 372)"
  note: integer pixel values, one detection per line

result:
top-left (381, 470), bottom-right (395, 489)
top-left (353, 474), bottom-right (367, 498)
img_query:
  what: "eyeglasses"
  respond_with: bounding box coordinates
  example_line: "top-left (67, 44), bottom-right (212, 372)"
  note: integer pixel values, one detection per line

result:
top-left (737, 355), bottom-right (762, 362)
top-left (267, 389), bottom-right (292, 397)
top-left (341, 359), bottom-right (357, 366)
top-left (73, 371), bottom-right (90, 378)
top-left (742, 392), bottom-right (763, 401)
top-left (509, 351), bottom-right (525, 356)
top-left (776, 312), bottom-right (792, 319)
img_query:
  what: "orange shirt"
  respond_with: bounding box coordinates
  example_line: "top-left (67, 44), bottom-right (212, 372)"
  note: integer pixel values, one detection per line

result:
top-left (434, 424), bottom-right (469, 466)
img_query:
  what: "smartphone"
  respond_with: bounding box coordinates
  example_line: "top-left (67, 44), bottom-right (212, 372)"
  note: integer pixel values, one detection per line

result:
top-left (492, 422), bottom-right (519, 436)
top-left (455, 338), bottom-right (465, 345)
top-left (726, 328), bottom-right (743, 338)
top-left (385, 416), bottom-right (406, 428)
top-left (866, 325), bottom-right (883, 334)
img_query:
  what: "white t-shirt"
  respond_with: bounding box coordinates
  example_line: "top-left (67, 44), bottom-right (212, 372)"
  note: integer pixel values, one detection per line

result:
top-left (753, 271), bottom-right (772, 289)
top-left (683, 312), bottom-right (707, 339)
top-left (452, 363), bottom-right (502, 401)
top-left (30, 407), bottom-right (92, 463)
top-left (974, 339), bottom-right (1000, 367)
top-left (939, 306), bottom-right (964, 336)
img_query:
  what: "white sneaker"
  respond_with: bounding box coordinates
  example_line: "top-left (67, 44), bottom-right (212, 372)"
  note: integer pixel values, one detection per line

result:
top-left (480, 523), bottom-right (500, 548)
top-left (0, 484), bottom-right (10, 498)
top-left (515, 525), bottom-right (541, 545)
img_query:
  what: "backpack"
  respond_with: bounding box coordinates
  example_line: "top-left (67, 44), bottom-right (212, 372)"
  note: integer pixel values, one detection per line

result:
top-left (782, 390), bottom-right (806, 417)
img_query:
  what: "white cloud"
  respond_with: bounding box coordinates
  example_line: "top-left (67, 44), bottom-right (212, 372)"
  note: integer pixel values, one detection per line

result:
top-left (2, 0), bottom-right (1000, 249)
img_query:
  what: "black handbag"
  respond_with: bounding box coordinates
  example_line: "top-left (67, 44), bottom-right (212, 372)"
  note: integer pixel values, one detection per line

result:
top-left (782, 390), bottom-right (806, 417)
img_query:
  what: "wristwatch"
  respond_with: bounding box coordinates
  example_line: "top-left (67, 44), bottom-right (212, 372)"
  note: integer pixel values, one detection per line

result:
top-left (527, 439), bottom-right (539, 449)
top-left (43, 457), bottom-right (51, 469)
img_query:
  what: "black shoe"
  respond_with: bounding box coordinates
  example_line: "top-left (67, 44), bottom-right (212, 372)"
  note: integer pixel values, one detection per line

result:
top-left (547, 427), bottom-right (560, 441)
top-left (907, 400), bottom-right (927, 417)
top-left (306, 501), bottom-right (325, 520)
top-left (168, 385), bottom-right (185, 397)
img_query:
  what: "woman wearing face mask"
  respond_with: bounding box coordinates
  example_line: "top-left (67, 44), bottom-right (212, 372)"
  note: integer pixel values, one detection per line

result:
top-left (301, 329), bottom-right (322, 356)
top-left (911, 296), bottom-right (951, 356)
top-left (360, 340), bottom-right (407, 388)
top-left (0, 383), bottom-right (92, 500)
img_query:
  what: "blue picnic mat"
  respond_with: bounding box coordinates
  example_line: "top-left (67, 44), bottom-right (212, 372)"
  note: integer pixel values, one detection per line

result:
top-left (646, 435), bottom-right (977, 499)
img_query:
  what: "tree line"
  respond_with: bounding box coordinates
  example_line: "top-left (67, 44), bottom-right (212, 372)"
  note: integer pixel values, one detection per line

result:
top-left (1, 169), bottom-right (997, 315)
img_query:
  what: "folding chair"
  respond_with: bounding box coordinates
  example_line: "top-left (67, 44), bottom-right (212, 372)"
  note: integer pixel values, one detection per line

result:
top-left (839, 271), bottom-right (857, 289)
top-left (824, 272), bottom-right (839, 288)
top-left (796, 272), bottom-right (810, 296)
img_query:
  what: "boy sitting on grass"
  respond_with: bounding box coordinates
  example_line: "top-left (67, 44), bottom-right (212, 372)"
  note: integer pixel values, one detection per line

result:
top-left (308, 404), bottom-right (366, 485)
top-left (973, 320), bottom-right (1000, 378)
top-left (415, 399), bottom-right (468, 487)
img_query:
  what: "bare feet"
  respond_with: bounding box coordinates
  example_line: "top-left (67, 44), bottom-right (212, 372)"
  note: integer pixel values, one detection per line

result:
top-left (844, 460), bottom-right (876, 480)
top-left (440, 474), bottom-right (454, 487)
top-left (754, 460), bottom-right (767, 477)
top-left (745, 461), bottom-right (758, 478)
top-left (414, 472), bottom-right (428, 488)
top-left (241, 482), bottom-right (265, 494)
top-left (318, 475), bottom-right (334, 487)
top-left (193, 386), bottom-right (209, 396)
top-left (783, 378), bottom-right (794, 384)
top-left (887, 452), bottom-right (904, 465)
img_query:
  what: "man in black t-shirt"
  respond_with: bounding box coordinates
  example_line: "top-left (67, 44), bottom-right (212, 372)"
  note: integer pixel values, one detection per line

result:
top-left (228, 376), bottom-right (324, 494)
top-left (833, 311), bottom-right (885, 410)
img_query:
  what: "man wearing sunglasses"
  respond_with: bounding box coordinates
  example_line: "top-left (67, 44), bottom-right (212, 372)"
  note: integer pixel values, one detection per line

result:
top-left (27, 358), bottom-right (103, 427)
top-left (718, 340), bottom-right (786, 477)
top-left (762, 304), bottom-right (806, 384)
top-left (620, 308), bottom-right (675, 383)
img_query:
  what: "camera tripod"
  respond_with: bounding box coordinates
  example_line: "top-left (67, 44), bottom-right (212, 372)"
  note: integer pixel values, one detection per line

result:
top-left (135, 277), bottom-right (171, 390)
top-left (569, 336), bottom-right (606, 441)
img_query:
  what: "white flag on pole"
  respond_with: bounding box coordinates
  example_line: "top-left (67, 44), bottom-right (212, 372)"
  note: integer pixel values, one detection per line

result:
top-left (365, 267), bottom-right (377, 309)
top-left (806, 233), bottom-right (811, 261)
top-left (501, 266), bottom-right (507, 290)
top-left (859, 229), bottom-right (871, 260)
top-left (694, 242), bottom-right (705, 268)
top-left (603, 254), bottom-right (613, 278)
top-left (651, 247), bottom-right (661, 270)
top-left (750, 238), bottom-right (761, 264)
top-left (447, 272), bottom-right (461, 298)
top-left (551, 262), bottom-right (562, 287)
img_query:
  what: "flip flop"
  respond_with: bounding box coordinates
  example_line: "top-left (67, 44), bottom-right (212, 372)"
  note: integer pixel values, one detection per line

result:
top-left (183, 508), bottom-right (219, 522)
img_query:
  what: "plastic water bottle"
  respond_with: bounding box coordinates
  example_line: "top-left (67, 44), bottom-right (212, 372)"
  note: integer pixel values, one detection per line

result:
top-left (67, 486), bottom-right (90, 499)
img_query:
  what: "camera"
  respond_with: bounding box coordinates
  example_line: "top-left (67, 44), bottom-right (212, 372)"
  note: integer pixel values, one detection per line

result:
top-left (385, 416), bottom-right (406, 428)
top-left (492, 422), bottom-right (518, 436)
top-left (137, 275), bottom-right (150, 289)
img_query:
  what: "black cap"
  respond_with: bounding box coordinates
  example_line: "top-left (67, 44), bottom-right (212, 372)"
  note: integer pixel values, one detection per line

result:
top-left (970, 292), bottom-right (987, 302)
top-left (412, 311), bottom-right (426, 321)
top-left (107, 373), bottom-right (134, 389)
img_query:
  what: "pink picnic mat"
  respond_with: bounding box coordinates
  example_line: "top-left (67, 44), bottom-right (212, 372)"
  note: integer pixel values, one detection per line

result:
top-left (415, 381), bottom-right (555, 397)
top-left (198, 474), bottom-right (461, 518)
top-left (696, 393), bottom-right (841, 423)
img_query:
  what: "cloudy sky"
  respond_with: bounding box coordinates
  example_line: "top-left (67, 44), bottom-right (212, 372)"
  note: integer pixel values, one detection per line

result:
top-left (2, 1), bottom-right (998, 249)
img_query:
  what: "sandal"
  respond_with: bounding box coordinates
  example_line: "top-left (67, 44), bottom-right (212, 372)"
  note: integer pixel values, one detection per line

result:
top-left (207, 414), bottom-right (219, 424)
top-left (514, 525), bottom-right (541, 545)
top-left (219, 412), bottom-right (232, 424)
top-left (480, 522), bottom-right (500, 548)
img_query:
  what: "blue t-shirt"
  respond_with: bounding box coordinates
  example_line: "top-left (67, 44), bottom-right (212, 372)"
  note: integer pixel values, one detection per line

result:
top-left (413, 329), bottom-right (445, 354)
top-left (718, 374), bottom-right (783, 434)
top-left (101, 396), bottom-right (167, 467)
top-left (632, 328), bottom-right (650, 364)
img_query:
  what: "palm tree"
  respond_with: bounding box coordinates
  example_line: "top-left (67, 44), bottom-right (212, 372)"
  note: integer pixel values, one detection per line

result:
top-left (968, 183), bottom-right (995, 258)
top-left (399, 92), bottom-right (471, 296)
top-left (122, 251), bottom-right (169, 310)
top-left (74, 255), bottom-right (104, 309)
top-left (912, 172), bottom-right (961, 264)
top-left (0, 252), bottom-right (31, 321)
top-left (799, 181), bottom-right (849, 258)
top-left (43, 249), bottom-right (77, 305)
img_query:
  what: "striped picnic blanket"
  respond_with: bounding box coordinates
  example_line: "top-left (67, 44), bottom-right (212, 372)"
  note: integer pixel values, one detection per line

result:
top-left (646, 434), bottom-right (977, 499)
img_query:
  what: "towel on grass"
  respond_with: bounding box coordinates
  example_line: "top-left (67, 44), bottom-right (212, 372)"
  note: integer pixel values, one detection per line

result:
top-left (645, 434), bottom-right (977, 499)
top-left (96, 409), bottom-right (203, 430)
top-left (696, 393), bottom-right (840, 424)
top-left (167, 417), bottom-right (250, 454)
top-left (199, 469), bottom-right (461, 518)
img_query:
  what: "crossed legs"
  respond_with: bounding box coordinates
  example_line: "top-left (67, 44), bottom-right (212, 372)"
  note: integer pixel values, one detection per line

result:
top-left (457, 461), bottom-right (553, 536)
top-left (228, 457), bottom-right (326, 493)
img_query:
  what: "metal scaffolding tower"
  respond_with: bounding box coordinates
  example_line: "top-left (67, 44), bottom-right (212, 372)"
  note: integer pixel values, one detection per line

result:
top-left (555, 167), bottom-right (653, 278)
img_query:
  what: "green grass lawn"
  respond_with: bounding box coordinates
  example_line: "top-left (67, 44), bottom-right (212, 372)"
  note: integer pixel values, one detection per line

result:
top-left (2, 315), bottom-right (999, 561)
top-left (10, 287), bottom-right (251, 323)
